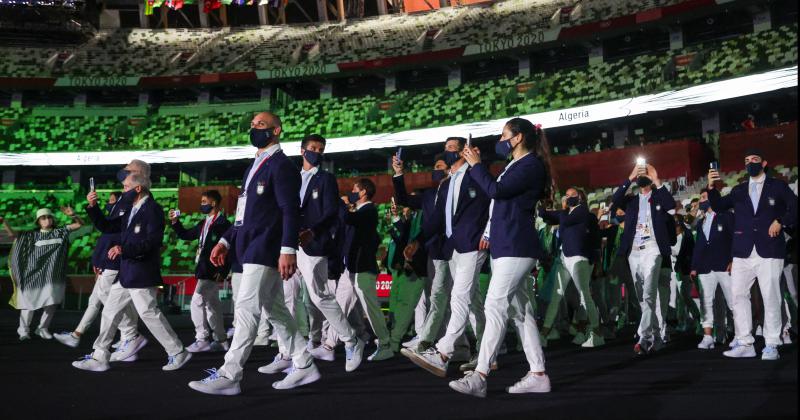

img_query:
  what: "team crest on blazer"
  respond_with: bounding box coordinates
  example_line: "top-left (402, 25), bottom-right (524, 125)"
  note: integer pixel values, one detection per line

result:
top-left (134, 223), bottom-right (141, 234)
top-left (468, 187), bottom-right (476, 199)
top-left (257, 181), bottom-right (265, 195)
top-left (118, 210), bottom-right (125, 216)
top-left (717, 224), bottom-right (723, 232)
top-left (312, 188), bottom-right (319, 200)
top-left (768, 197), bottom-right (775, 206)
top-left (655, 205), bottom-right (661, 211)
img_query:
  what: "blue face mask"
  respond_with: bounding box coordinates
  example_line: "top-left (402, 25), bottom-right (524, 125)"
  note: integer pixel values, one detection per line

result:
top-left (116, 169), bottom-right (130, 182)
top-left (250, 127), bottom-right (273, 148)
top-left (611, 215), bottom-right (624, 225)
top-left (303, 150), bottom-right (322, 167)
top-left (348, 191), bottom-right (361, 204)
top-left (431, 170), bottom-right (446, 184)
top-left (746, 161), bottom-right (763, 177)
top-left (698, 201), bottom-right (710, 212)
top-left (199, 204), bottom-right (213, 214)
top-left (495, 135), bottom-right (518, 157)
top-left (444, 151), bottom-right (460, 166)
top-left (105, 203), bottom-right (115, 213)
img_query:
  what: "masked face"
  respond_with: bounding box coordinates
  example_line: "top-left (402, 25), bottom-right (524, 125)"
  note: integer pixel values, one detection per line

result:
top-left (566, 196), bottom-right (580, 208)
top-left (250, 127), bottom-right (274, 148)
top-left (199, 204), bottom-right (213, 214)
top-left (431, 169), bottom-right (446, 184)
top-left (746, 161), bottom-right (764, 177)
top-left (348, 190), bottom-right (362, 204)
top-left (303, 149), bottom-right (322, 167)
top-left (636, 176), bottom-right (653, 188)
top-left (105, 203), bottom-right (115, 213)
top-left (122, 187), bottom-right (139, 203)
top-left (443, 151), bottom-right (460, 166)
top-left (698, 201), bottom-right (710, 212)
top-left (495, 132), bottom-right (519, 157)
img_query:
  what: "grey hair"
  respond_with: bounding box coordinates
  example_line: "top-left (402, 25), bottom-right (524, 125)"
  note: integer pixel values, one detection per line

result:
top-left (129, 159), bottom-right (151, 179)
top-left (127, 172), bottom-right (152, 190)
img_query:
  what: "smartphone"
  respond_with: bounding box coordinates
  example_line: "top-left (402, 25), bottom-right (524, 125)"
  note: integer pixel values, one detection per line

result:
top-left (396, 147), bottom-right (402, 161)
top-left (636, 157), bottom-right (646, 167)
top-left (89, 177), bottom-right (95, 192)
top-left (174, 209), bottom-right (181, 218)
top-left (709, 161), bottom-right (719, 171)
top-left (600, 202), bottom-right (606, 210)
top-left (467, 134), bottom-right (472, 147)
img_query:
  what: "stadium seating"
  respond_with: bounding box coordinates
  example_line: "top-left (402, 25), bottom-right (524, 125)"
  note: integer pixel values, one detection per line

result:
top-left (1, 24), bottom-right (795, 153)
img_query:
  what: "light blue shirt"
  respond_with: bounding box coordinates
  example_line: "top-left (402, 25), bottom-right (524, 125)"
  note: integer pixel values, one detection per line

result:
top-left (445, 163), bottom-right (468, 238)
top-left (634, 190), bottom-right (654, 246)
top-left (127, 195), bottom-right (149, 228)
top-left (702, 210), bottom-right (715, 241)
top-left (299, 166), bottom-right (318, 206)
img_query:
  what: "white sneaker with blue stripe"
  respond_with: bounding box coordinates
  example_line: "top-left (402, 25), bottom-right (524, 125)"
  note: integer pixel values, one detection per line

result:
top-left (188, 368), bottom-right (241, 396)
top-left (761, 345), bottom-right (780, 361)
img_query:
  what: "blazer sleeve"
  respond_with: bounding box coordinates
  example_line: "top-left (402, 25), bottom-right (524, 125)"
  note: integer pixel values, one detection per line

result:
top-left (690, 230), bottom-right (703, 272)
top-left (468, 160), bottom-right (543, 201)
top-left (707, 186), bottom-right (735, 214)
top-left (539, 209), bottom-right (561, 225)
top-left (121, 206), bottom-right (164, 259)
top-left (309, 174), bottom-right (341, 237)
top-left (392, 175), bottom-right (425, 210)
top-left (86, 204), bottom-right (121, 234)
top-left (654, 185), bottom-right (675, 210)
top-left (560, 205), bottom-right (589, 227)
top-left (275, 160), bottom-right (301, 251)
top-left (777, 180), bottom-right (798, 229)
top-left (611, 180), bottom-right (633, 211)
top-left (171, 219), bottom-right (200, 241)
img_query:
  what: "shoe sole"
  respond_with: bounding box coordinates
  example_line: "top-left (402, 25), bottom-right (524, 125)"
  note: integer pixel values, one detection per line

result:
top-left (459, 363), bottom-right (498, 372)
top-left (54, 337), bottom-right (79, 348)
top-left (401, 349), bottom-right (446, 378)
top-left (72, 362), bottom-right (110, 372)
top-left (368, 352), bottom-right (395, 362)
top-left (449, 382), bottom-right (486, 398)
top-left (310, 352), bottom-right (335, 362)
top-left (162, 352), bottom-right (192, 371)
top-left (507, 387), bottom-right (551, 394)
top-left (188, 381), bottom-right (241, 396)
top-left (272, 369), bottom-right (321, 390)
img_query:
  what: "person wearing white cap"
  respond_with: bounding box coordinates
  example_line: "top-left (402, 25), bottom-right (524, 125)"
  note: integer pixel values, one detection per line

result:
top-left (3, 207), bottom-right (84, 340)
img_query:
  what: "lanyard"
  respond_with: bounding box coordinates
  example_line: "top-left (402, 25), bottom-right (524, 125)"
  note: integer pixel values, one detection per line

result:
top-left (199, 213), bottom-right (219, 247)
top-left (244, 153), bottom-right (273, 192)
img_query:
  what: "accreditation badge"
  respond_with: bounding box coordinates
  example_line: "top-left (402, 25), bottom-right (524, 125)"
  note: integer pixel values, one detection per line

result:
top-left (312, 188), bottom-right (319, 200)
top-left (257, 181), bottom-right (265, 195)
top-left (235, 194), bottom-right (246, 226)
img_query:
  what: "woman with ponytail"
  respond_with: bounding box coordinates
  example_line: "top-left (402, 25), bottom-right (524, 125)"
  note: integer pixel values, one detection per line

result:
top-left (449, 117), bottom-right (552, 397)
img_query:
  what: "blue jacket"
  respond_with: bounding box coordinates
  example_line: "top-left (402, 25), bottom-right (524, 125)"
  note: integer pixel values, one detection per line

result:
top-left (392, 174), bottom-right (447, 260)
top-left (611, 179), bottom-right (676, 258)
top-left (540, 204), bottom-right (594, 261)
top-left (327, 201), bottom-right (348, 280)
top-left (691, 211), bottom-right (734, 274)
top-left (343, 202), bottom-right (380, 274)
top-left (708, 176), bottom-right (797, 259)
top-left (222, 149), bottom-right (301, 268)
top-left (468, 153), bottom-right (545, 259)
top-left (86, 196), bottom-right (164, 288)
top-left (429, 165), bottom-right (491, 259)
top-left (171, 214), bottom-right (232, 280)
top-left (91, 202), bottom-right (123, 271)
top-left (299, 169), bottom-right (340, 257)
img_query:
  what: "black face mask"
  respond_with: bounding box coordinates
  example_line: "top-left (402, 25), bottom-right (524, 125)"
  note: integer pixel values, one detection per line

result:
top-left (105, 203), bottom-right (115, 213)
top-left (746, 162), bottom-right (764, 177)
top-left (566, 196), bottom-right (580, 207)
top-left (698, 201), bottom-right (710, 212)
top-left (250, 127), bottom-right (274, 148)
top-left (431, 170), bottom-right (446, 184)
top-left (444, 151), bottom-right (460, 166)
top-left (636, 176), bottom-right (653, 188)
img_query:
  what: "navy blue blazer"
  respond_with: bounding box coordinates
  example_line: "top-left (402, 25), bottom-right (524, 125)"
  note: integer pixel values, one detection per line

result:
top-left (343, 202), bottom-right (380, 274)
top-left (540, 204), bottom-right (594, 261)
top-left (171, 214), bottom-right (232, 280)
top-left (299, 169), bottom-right (339, 257)
top-left (86, 196), bottom-right (164, 288)
top-left (611, 179), bottom-right (676, 258)
top-left (691, 211), bottom-right (734, 274)
top-left (222, 149), bottom-right (301, 268)
top-left (429, 166), bottom-right (491, 259)
top-left (708, 176), bottom-right (797, 259)
top-left (468, 153), bottom-right (545, 259)
top-left (91, 203), bottom-right (123, 271)
top-left (327, 201), bottom-right (348, 280)
top-left (392, 174), bottom-right (446, 260)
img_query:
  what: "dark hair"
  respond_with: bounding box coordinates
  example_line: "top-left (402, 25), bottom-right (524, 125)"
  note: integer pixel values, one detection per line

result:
top-left (302, 133), bottom-right (326, 150)
top-left (433, 153), bottom-right (447, 166)
top-left (356, 178), bottom-right (376, 200)
top-left (202, 190), bottom-right (222, 205)
top-left (110, 191), bottom-right (122, 200)
top-left (505, 117), bottom-right (553, 200)
top-left (575, 188), bottom-right (587, 203)
top-left (445, 137), bottom-right (467, 151)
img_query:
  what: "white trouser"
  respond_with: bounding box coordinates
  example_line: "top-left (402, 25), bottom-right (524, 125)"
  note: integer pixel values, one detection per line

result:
top-left (92, 281), bottom-right (184, 362)
top-left (352, 271), bottom-right (391, 348)
top-left (543, 254), bottom-right (599, 330)
top-left (220, 264), bottom-right (312, 381)
top-left (328, 269), bottom-right (367, 346)
top-left (413, 260), bottom-right (435, 335)
top-left (628, 245), bottom-right (663, 343)
top-left (730, 251), bottom-right (784, 346)
top-left (783, 264), bottom-right (797, 331)
top-left (18, 304), bottom-right (57, 337)
top-left (282, 271), bottom-right (309, 338)
top-left (477, 257), bottom-right (544, 375)
top-left (698, 271), bottom-right (734, 329)
top-left (231, 272), bottom-right (270, 337)
top-left (304, 279), bottom-right (324, 344)
top-left (191, 279), bottom-right (226, 342)
top-left (653, 268), bottom-right (671, 340)
top-left (436, 250), bottom-right (487, 357)
top-left (75, 270), bottom-right (139, 340)
top-left (418, 259), bottom-right (452, 343)
top-left (298, 249), bottom-right (356, 347)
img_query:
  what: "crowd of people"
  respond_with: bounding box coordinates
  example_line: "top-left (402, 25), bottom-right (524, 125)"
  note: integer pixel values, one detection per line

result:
top-left (6, 112), bottom-right (797, 398)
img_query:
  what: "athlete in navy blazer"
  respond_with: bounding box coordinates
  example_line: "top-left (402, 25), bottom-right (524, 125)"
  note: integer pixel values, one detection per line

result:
top-left (539, 203), bottom-right (593, 261)
top-left (171, 214), bottom-right (232, 280)
top-left (343, 201), bottom-right (380, 274)
top-left (611, 178), bottom-right (676, 258)
top-left (691, 210), bottom-right (734, 274)
top-left (299, 168), bottom-right (339, 257)
top-left (428, 166), bottom-right (491, 259)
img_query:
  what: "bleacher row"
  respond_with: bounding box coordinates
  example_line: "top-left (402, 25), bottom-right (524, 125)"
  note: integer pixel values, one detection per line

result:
top-left (0, 24), bottom-right (795, 153)
top-left (1, 166), bottom-right (796, 277)
top-left (0, 0), bottom-right (688, 77)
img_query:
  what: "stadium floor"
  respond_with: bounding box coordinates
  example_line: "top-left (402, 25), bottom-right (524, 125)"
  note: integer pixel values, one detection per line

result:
top-left (1, 309), bottom-right (796, 420)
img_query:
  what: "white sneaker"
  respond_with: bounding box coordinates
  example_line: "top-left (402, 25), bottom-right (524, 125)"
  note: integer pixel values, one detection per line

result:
top-left (254, 335), bottom-right (270, 346)
top-left (272, 363), bottom-right (321, 390)
top-left (110, 335), bottom-right (149, 362)
top-left (402, 336), bottom-right (420, 349)
top-left (309, 344), bottom-right (335, 362)
top-left (19, 334), bottom-right (31, 341)
top-left (162, 350), bottom-right (192, 371)
top-left (368, 346), bottom-right (395, 362)
top-left (111, 340), bottom-right (122, 349)
top-left (459, 357), bottom-right (498, 372)
top-left (761, 345), bottom-right (780, 361)
top-left (449, 371), bottom-right (487, 398)
top-left (208, 341), bottom-right (230, 352)
top-left (697, 335), bottom-right (715, 350)
top-left (72, 354), bottom-right (110, 372)
top-left (728, 338), bottom-right (740, 349)
top-left (345, 339), bottom-right (365, 372)
top-left (781, 331), bottom-right (792, 345)
top-left (723, 343), bottom-right (756, 358)
top-left (571, 332), bottom-right (586, 346)
top-left (401, 347), bottom-right (447, 377)
top-left (35, 328), bottom-right (53, 340)
top-left (507, 372), bottom-right (551, 394)
top-left (450, 347), bottom-right (472, 363)
top-left (188, 368), bottom-right (241, 396)
top-left (226, 328), bottom-right (235, 340)
top-left (258, 354), bottom-right (292, 374)
top-left (581, 332), bottom-right (606, 348)
top-left (187, 340), bottom-right (212, 353)
top-left (54, 332), bottom-right (80, 348)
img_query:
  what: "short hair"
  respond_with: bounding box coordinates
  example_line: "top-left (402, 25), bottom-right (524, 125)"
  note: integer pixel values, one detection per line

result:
top-left (433, 153), bottom-right (446, 165)
top-left (356, 178), bottom-right (376, 200)
top-left (301, 134), bottom-right (326, 149)
top-left (127, 172), bottom-right (151, 190)
top-left (445, 137), bottom-right (467, 150)
top-left (129, 159), bottom-right (151, 179)
top-left (110, 191), bottom-right (122, 200)
top-left (202, 190), bottom-right (222, 204)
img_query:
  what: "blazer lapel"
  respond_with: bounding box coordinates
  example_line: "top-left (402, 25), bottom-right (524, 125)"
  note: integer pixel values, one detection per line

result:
top-left (753, 178), bottom-right (772, 216)
top-left (302, 173), bottom-right (317, 209)
top-left (454, 171), bottom-right (471, 220)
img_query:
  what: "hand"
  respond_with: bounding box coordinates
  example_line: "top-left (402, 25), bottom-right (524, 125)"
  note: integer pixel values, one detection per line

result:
top-left (278, 253), bottom-right (297, 280)
top-left (479, 237), bottom-right (490, 251)
top-left (390, 202), bottom-right (397, 217)
top-left (93, 266), bottom-right (101, 275)
top-left (168, 209), bottom-right (178, 223)
top-left (462, 146), bottom-right (481, 166)
top-left (628, 165), bottom-right (641, 181)
top-left (403, 241), bottom-right (420, 261)
top-left (689, 270), bottom-right (697, 281)
top-left (726, 262), bottom-right (732, 274)
top-left (392, 155), bottom-right (404, 176)
top-left (210, 243), bottom-right (228, 267)
top-left (299, 229), bottom-right (314, 247)
top-left (707, 169), bottom-right (721, 189)
top-left (645, 164), bottom-right (660, 186)
top-left (60, 206), bottom-right (75, 217)
top-left (769, 220), bottom-right (782, 237)
top-left (87, 191), bottom-right (98, 207)
top-left (107, 245), bottom-right (122, 261)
